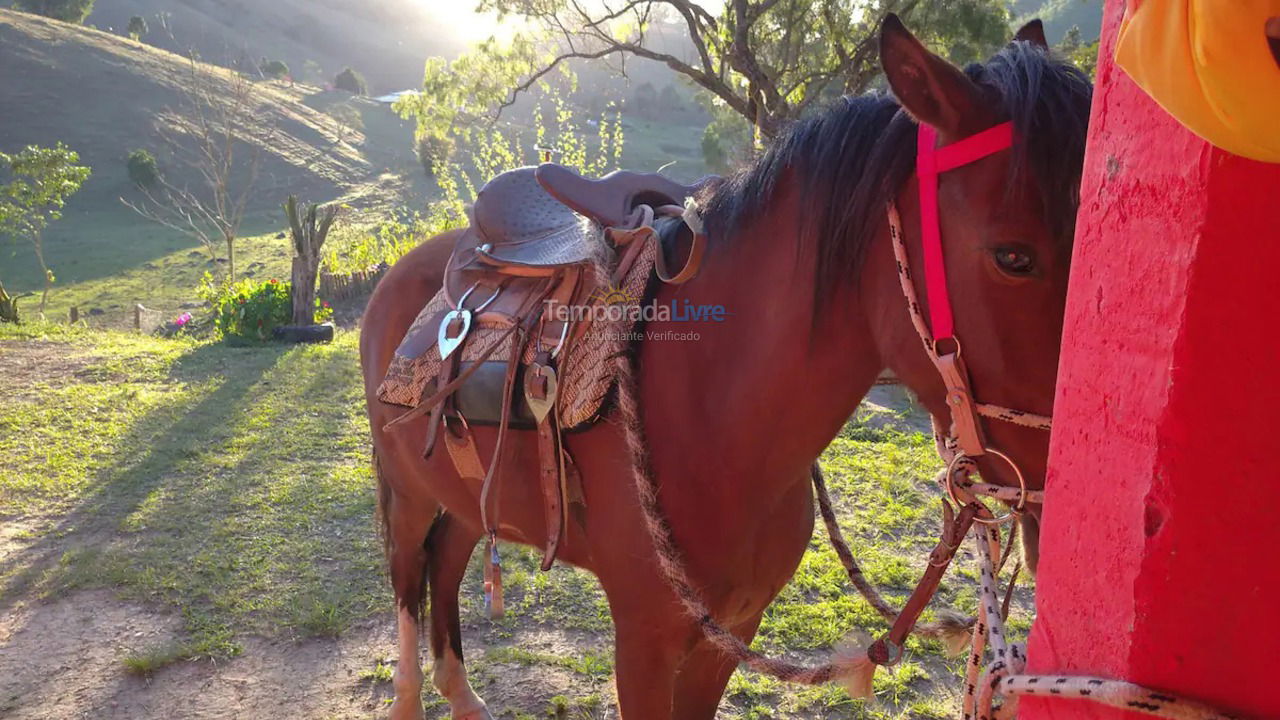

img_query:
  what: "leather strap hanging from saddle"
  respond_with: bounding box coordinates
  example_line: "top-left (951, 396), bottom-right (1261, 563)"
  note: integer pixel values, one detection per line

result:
top-left (525, 350), bottom-right (565, 569)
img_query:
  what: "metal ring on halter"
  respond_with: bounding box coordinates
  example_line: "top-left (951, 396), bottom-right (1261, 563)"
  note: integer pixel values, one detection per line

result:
top-left (945, 447), bottom-right (1027, 525)
top-left (932, 335), bottom-right (962, 358)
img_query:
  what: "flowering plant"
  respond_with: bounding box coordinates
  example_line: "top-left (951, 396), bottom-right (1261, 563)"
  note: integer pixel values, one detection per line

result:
top-left (197, 272), bottom-right (293, 341)
top-left (315, 298), bottom-right (334, 324)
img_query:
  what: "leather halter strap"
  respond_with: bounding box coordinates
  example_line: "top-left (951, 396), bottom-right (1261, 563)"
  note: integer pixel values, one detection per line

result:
top-left (894, 120), bottom-right (1051, 461)
top-left (916, 121), bottom-right (1014, 343)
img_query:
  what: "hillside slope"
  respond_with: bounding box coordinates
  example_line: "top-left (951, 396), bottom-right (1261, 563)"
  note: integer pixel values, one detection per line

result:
top-left (86, 0), bottom-right (463, 92)
top-left (0, 8), bottom-right (425, 318)
top-left (0, 9), bottom-right (386, 213)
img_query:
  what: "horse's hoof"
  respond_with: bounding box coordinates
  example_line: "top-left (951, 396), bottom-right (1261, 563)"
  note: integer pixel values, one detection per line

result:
top-left (389, 698), bottom-right (425, 720)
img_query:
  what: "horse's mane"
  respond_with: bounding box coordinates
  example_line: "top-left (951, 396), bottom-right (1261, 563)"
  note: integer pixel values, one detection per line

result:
top-left (701, 41), bottom-right (1093, 308)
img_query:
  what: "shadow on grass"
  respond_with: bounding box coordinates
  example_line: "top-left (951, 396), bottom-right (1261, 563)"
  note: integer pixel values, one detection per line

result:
top-left (0, 334), bottom-right (386, 664)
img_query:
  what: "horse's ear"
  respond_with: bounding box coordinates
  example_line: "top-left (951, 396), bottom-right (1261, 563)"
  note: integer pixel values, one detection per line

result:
top-left (879, 13), bottom-right (986, 139)
top-left (1013, 19), bottom-right (1048, 49)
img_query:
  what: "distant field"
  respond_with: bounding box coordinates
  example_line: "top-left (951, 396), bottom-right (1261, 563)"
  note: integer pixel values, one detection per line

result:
top-left (0, 322), bottom-right (1031, 719)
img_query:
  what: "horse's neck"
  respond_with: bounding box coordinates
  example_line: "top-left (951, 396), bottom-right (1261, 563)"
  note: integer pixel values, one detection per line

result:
top-left (636, 188), bottom-right (883, 490)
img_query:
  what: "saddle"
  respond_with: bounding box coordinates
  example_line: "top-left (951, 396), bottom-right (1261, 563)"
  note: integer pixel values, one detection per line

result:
top-left (379, 163), bottom-right (710, 585)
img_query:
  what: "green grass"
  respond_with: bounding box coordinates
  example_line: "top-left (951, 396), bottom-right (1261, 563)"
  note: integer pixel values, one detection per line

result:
top-left (0, 324), bottom-right (1030, 716)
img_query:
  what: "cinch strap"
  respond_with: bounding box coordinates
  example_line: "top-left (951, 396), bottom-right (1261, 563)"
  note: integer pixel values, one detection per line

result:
top-left (916, 121), bottom-right (1014, 342)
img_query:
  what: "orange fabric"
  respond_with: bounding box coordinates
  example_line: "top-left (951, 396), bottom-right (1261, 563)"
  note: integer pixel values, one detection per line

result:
top-left (1115, 0), bottom-right (1280, 162)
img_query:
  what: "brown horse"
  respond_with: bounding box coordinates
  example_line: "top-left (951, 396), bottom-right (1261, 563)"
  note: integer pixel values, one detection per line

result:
top-left (360, 17), bottom-right (1092, 720)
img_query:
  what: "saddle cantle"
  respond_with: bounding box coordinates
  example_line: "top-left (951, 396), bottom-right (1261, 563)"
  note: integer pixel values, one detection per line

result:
top-left (377, 163), bottom-right (713, 589)
top-left (468, 167), bottom-right (601, 270)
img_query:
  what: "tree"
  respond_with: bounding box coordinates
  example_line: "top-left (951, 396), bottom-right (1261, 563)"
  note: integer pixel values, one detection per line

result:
top-left (334, 67), bottom-right (367, 95)
top-left (701, 106), bottom-right (752, 173)
top-left (415, 132), bottom-right (455, 177)
top-left (396, 0), bottom-right (1011, 140)
top-left (0, 144), bottom-right (92, 316)
top-left (127, 15), bottom-right (148, 41)
top-left (260, 59), bottom-right (290, 81)
top-left (0, 283), bottom-right (34, 324)
top-left (632, 81), bottom-right (658, 119)
top-left (1056, 24), bottom-right (1100, 80)
top-left (126, 149), bottom-right (160, 188)
top-left (123, 59), bottom-right (272, 282)
top-left (283, 196), bottom-right (339, 325)
top-left (327, 102), bottom-right (364, 146)
top-left (13, 0), bottom-right (95, 24)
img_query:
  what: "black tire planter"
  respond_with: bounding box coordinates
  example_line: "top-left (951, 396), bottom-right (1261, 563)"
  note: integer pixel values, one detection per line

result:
top-left (273, 323), bottom-right (335, 344)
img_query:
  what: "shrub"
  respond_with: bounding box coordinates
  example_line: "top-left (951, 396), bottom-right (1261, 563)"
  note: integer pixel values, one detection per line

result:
top-left (320, 214), bottom-right (427, 276)
top-left (260, 59), bottom-right (290, 80)
top-left (13, 0), bottom-right (95, 23)
top-left (415, 133), bottom-right (455, 176)
top-left (333, 67), bottom-right (367, 95)
top-left (127, 15), bottom-right (147, 41)
top-left (126, 149), bottom-right (160, 188)
top-left (198, 273), bottom-right (292, 341)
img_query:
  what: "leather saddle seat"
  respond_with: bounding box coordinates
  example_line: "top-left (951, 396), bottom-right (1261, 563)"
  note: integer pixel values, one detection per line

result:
top-left (452, 164), bottom-right (705, 273)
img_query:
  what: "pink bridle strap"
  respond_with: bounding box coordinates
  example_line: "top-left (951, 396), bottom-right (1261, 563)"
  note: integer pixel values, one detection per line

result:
top-left (916, 121), bottom-right (1015, 342)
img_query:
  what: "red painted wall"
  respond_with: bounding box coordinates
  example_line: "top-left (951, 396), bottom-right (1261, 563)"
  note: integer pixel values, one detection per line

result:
top-left (1022, 2), bottom-right (1280, 719)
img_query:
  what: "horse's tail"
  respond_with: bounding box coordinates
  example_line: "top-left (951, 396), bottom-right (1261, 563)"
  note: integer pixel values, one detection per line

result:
top-left (372, 447), bottom-right (434, 620)
top-left (598, 261), bottom-right (872, 697)
top-left (373, 448), bottom-right (393, 563)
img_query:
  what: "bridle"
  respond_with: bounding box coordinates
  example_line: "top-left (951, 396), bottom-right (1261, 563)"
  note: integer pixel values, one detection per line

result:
top-left (862, 120), bottom-right (1057, 668)
top-left (886, 120), bottom-right (1053, 523)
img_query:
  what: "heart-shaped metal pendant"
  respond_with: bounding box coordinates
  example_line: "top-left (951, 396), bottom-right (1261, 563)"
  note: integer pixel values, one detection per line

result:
top-left (524, 364), bottom-right (558, 423)
top-left (437, 309), bottom-right (472, 360)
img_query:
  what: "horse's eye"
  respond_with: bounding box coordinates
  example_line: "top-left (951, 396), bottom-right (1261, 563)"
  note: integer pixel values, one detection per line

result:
top-left (992, 247), bottom-right (1036, 276)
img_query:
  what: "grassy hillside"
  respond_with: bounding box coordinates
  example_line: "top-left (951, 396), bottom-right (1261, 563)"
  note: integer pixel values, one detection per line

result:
top-left (0, 8), bottom-right (707, 327)
top-left (85, 0), bottom-right (465, 92)
top-left (0, 8), bottom-right (425, 322)
top-left (0, 322), bottom-right (1033, 718)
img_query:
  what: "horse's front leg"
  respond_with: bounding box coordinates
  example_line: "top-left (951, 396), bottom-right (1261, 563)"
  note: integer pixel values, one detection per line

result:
top-left (425, 513), bottom-right (492, 720)
top-left (612, 614), bottom-right (686, 719)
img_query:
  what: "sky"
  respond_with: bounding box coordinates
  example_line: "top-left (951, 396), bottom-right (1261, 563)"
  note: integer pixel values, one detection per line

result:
top-left (421, 1), bottom-right (524, 45)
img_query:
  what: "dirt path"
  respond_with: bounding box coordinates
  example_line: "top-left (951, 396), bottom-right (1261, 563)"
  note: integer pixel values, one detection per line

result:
top-left (0, 590), bottom-right (389, 719)
top-left (0, 592), bottom-right (619, 719)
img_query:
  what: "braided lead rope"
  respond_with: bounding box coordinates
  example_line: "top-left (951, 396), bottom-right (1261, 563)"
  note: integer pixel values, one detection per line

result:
top-left (976, 403), bottom-right (1052, 431)
top-left (961, 508), bottom-right (1247, 720)
top-left (998, 676), bottom-right (1246, 720)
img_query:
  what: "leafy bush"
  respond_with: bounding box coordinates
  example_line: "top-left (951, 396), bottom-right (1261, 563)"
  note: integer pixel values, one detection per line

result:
top-left (13, 0), bottom-right (95, 23)
top-left (127, 15), bottom-right (147, 40)
top-left (260, 59), bottom-right (290, 80)
top-left (333, 67), bottom-right (367, 95)
top-left (320, 214), bottom-right (427, 276)
top-left (415, 133), bottom-right (455, 176)
top-left (701, 110), bottom-right (753, 174)
top-left (126, 149), bottom-right (160, 188)
top-left (198, 273), bottom-right (293, 341)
